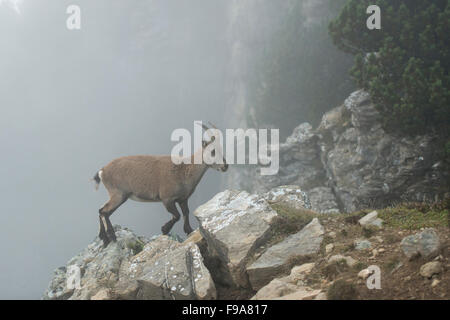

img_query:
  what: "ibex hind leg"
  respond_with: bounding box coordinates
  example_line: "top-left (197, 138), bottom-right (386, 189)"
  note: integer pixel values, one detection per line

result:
top-left (162, 201), bottom-right (180, 235)
top-left (99, 193), bottom-right (128, 246)
top-left (98, 215), bottom-right (109, 246)
top-left (179, 200), bottom-right (193, 235)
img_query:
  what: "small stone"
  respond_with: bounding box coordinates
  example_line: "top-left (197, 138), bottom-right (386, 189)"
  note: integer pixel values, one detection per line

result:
top-left (431, 279), bottom-right (440, 287)
top-left (358, 211), bottom-right (383, 228)
top-left (328, 255), bottom-right (358, 268)
top-left (420, 261), bottom-right (443, 278)
top-left (354, 239), bottom-right (372, 250)
top-left (288, 263), bottom-right (315, 283)
top-left (328, 231), bottom-right (337, 238)
top-left (401, 228), bottom-right (440, 259)
top-left (375, 236), bottom-right (383, 243)
top-left (325, 244), bottom-right (334, 254)
top-left (90, 289), bottom-right (110, 300)
top-left (358, 269), bottom-right (371, 280)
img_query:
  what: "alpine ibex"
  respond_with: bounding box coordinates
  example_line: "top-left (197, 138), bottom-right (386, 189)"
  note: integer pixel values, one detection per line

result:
top-left (93, 123), bottom-right (227, 247)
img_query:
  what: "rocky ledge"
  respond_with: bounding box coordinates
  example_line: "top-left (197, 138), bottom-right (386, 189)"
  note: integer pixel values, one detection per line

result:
top-left (44, 186), bottom-right (449, 300)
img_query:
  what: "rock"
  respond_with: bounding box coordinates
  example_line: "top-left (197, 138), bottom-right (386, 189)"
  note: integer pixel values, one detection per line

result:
top-left (90, 289), bottom-right (111, 300)
top-left (274, 288), bottom-right (321, 300)
top-left (247, 218), bottom-right (324, 290)
top-left (287, 263), bottom-right (315, 283)
top-left (314, 292), bottom-right (327, 300)
top-left (251, 264), bottom-right (320, 300)
top-left (400, 229), bottom-right (440, 259)
top-left (251, 279), bottom-right (298, 300)
top-left (194, 190), bottom-right (278, 288)
top-left (328, 255), bottom-right (358, 268)
top-left (358, 269), bottom-right (372, 280)
top-left (431, 279), bottom-right (440, 287)
top-left (325, 244), bottom-right (334, 254)
top-left (419, 261), bottom-right (443, 278)
top-left (354, 239), bottom-right (372, 251)
top-left (137, 242), bottom-right (216, 300)
top-left (230, 89), bottom-right (449, 213)
top-left (328, 231), bottom-right (337, 238)
top-left (183, 229), bottom-right (203, 246)
top-left (358, 211), bottom-right (383, 228)
top-left (43, 226), bottom-right (215, 300)
top-left (263, 185), bottom-right (311, 210)
top-left (308, 187), bottom-right (340, 214)
top-left (43, 226), bottom-right (149, 300)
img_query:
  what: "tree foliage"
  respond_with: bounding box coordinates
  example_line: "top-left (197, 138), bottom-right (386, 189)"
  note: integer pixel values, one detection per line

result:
top-left (329, 0), bottom-right (450, 138)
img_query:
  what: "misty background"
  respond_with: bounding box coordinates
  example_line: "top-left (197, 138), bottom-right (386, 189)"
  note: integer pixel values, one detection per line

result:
top-left (0, 0), bottom-right (230, 299)
top-left (0, 0), bottom-right (355, 299)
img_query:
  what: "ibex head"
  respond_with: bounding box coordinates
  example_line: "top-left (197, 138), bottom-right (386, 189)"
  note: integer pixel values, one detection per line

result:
top-left (201, 122), bottom-right (228, 172)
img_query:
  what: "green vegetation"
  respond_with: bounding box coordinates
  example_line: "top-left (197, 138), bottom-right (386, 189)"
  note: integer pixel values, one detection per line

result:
top-left (329, 0), bottom-right (450, 153)
top-left (322, 260), bottom-right (349, 280)
top-left (269, 203), bottom-right (318, 243)
top-left (126, 239), bottom-right (145, 255)
top-left (378, 202), bottom-right (449, 230)
top-left (327, 279), bottom-right (358, 300)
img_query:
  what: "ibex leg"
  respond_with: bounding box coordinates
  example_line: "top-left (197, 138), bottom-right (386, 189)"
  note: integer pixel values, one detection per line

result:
top-left (99, 192), bottom-right (128, 246)
top-left (162, 201), bottom-right (180, 235)
top-left (179, 200), bottom-right (193, 235)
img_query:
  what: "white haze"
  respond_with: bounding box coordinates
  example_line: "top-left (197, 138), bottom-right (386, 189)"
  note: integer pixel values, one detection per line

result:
top-left (0, 0), bottom-right (229, 298)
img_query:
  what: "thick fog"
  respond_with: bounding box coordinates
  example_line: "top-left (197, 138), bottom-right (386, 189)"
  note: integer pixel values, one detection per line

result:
top-left (0, 0), bottom-right (229, 298)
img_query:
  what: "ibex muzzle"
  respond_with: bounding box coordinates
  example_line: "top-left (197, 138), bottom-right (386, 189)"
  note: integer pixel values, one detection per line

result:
top-left (93, 122), bottom-right (227, 247)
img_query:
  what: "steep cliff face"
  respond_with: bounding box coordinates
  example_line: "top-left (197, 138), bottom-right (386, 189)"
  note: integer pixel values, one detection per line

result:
top-left (227, 90), bottom-right (449, 213)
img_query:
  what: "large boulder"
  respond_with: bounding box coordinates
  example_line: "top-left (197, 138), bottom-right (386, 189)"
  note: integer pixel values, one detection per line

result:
top-left (247, 218), bottom-right (324, 290)
top-left (194, 190), bottom-right (278, 288)
top-left (135, 242), bottom-right (216, 300)
top-left (43, 226), bottom-right (148, 300)
top-left (43, 227), bottom-right (216, 300)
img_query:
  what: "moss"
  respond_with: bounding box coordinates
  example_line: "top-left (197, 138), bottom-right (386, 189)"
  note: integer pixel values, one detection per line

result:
top-left (362, 226), bottom-right (377, 238)
top-left (343, 211), bottom-right (368, 224)
top-left (353, 261), bottom-right (368, 271)
top-left (327, 279), bottom-right (358, 300)
top-left (284, 254), bottom-right (314, 273)
top-left (383, 257), bottom-right (401, 273)
top-left (126, 239), bottom-right (145, 255)
top-left (378, 203), bottom-right (449, 230)
top-left (269, 203), bottom-right (318, 244)
top-left (321, 260), bottom-right (348, 280)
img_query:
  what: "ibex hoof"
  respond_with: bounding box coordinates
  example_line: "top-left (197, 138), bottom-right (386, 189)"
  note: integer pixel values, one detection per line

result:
top-left (161, 225), bottom-right (171, 235)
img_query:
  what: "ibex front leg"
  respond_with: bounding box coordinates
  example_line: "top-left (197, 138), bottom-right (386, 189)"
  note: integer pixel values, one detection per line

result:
top-left (179, 200), bottom-right (193, 235)
top-left (99, 192), bottom-right (128, 247)
top-left (162, 201), bottom-right (180, 235)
